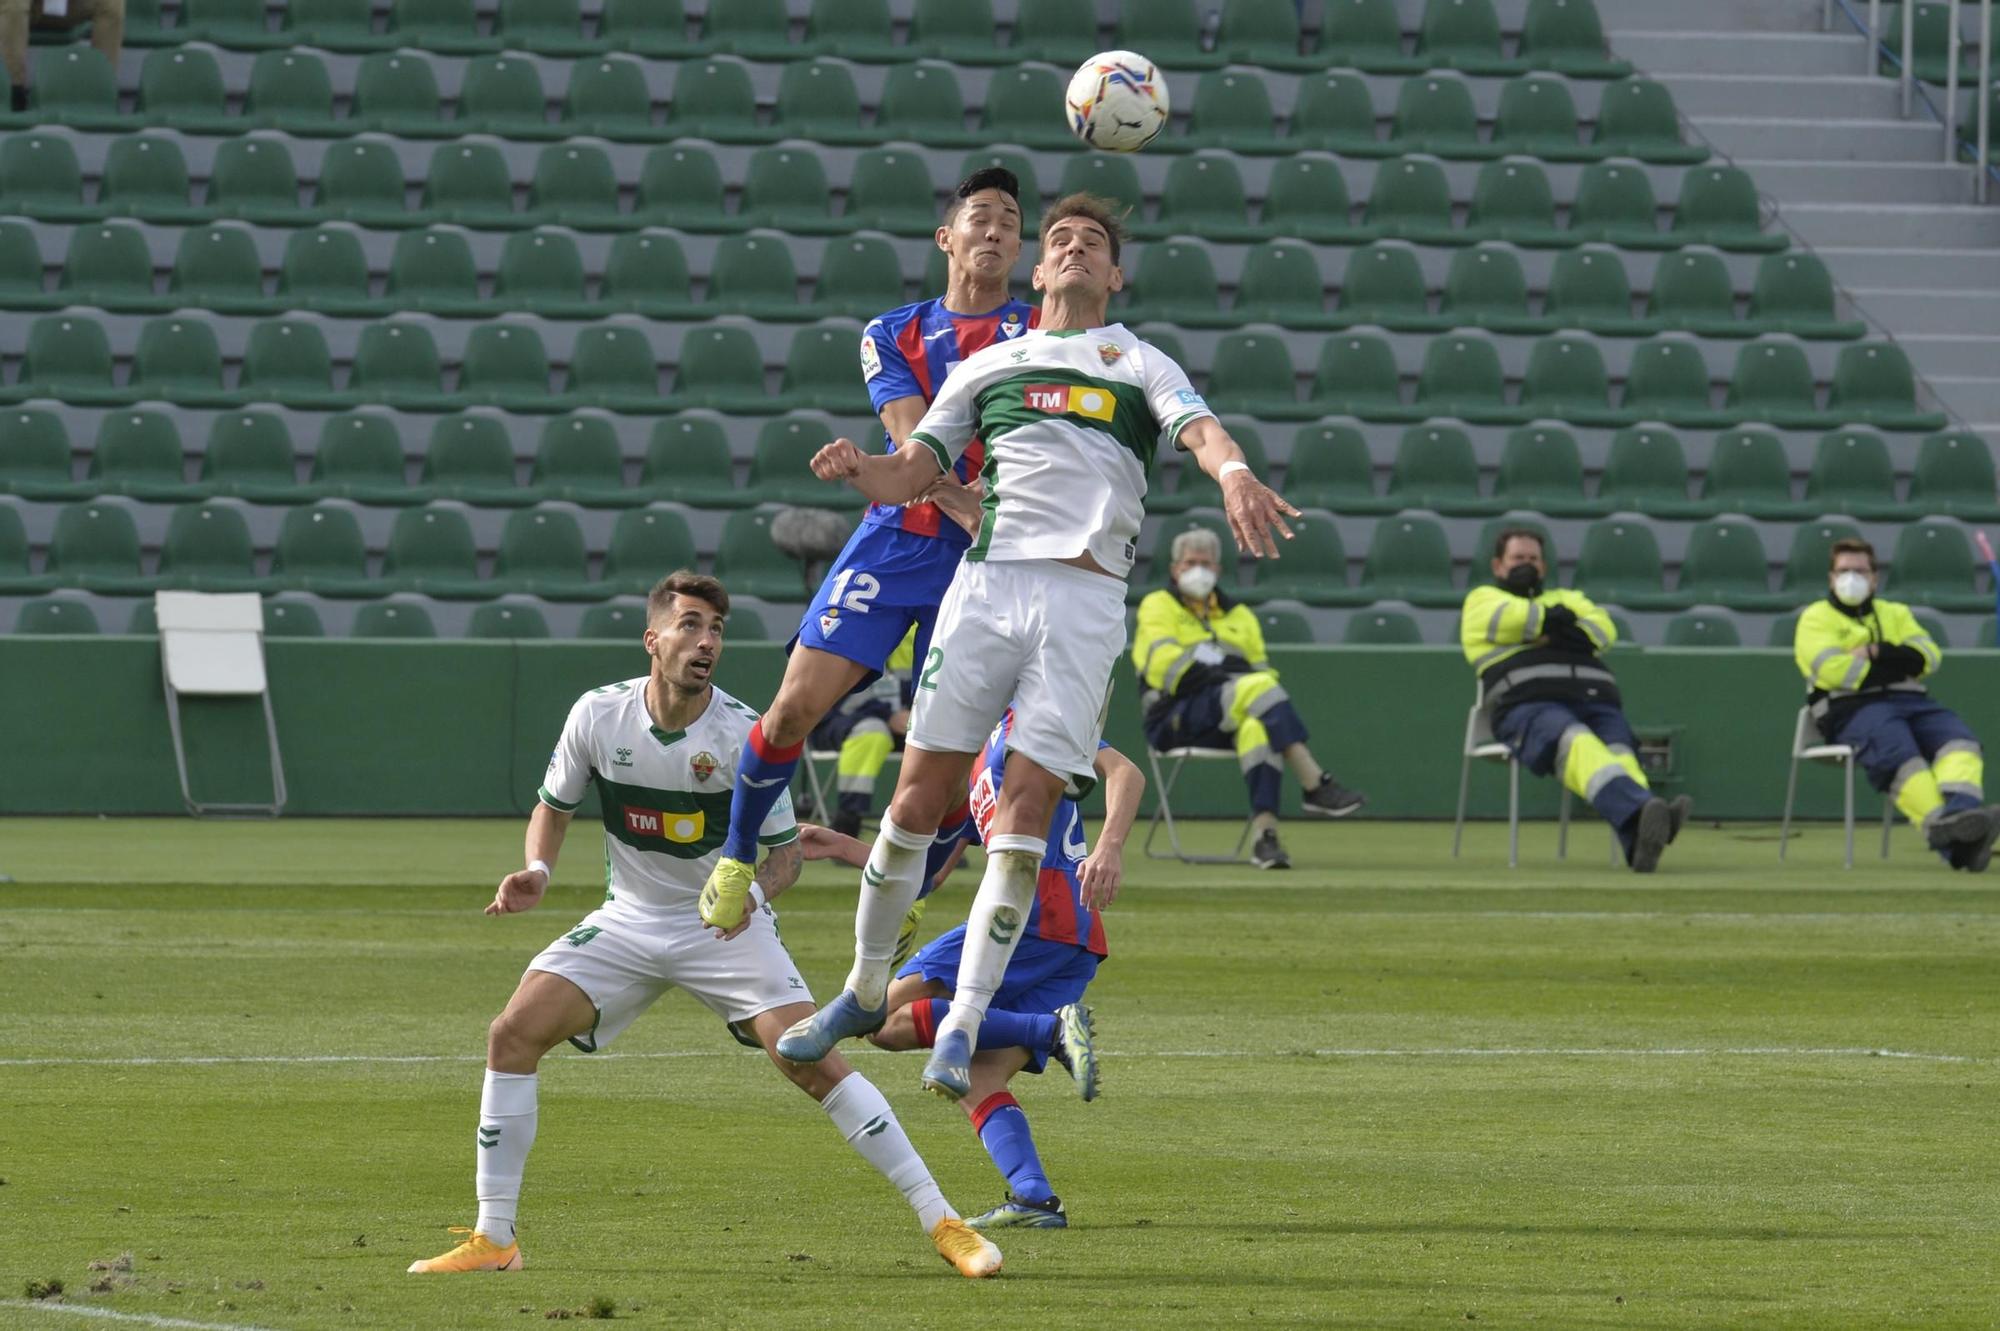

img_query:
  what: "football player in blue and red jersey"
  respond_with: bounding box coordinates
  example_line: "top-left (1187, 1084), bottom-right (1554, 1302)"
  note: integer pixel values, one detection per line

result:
top-left (700, 167), bottom-right (1041, 934)
top-left (798, 710), bottom-right (1143, 1230)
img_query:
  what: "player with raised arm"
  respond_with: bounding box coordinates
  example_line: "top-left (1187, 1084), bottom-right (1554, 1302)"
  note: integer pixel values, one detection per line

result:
top-left (776, 194), bottom-right (1299, 1102)
top-left (407, 572), bottom-right (1001, 1280)
top-left (799, 717), bottom-right (1143, 1229)
top-left (697, 168), bottom-right (1038, 934)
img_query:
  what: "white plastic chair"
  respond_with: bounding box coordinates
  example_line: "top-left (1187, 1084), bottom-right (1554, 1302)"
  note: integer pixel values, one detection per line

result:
top-left (156, 590), bottom-right (287, 817)
top-left (1779, 706), bottom-right (1893, 869)
top-left (1142, 745), bottom-right (1256, 864)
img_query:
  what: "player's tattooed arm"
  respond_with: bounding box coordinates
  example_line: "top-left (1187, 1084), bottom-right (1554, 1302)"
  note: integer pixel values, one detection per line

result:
top-left (1178, 416), bottom-right (1301, 561)
top-left (714, 838), bottom-right (803, 940)
top-left (797, 823), bottom-right (870, 868)
top-left (488, 803), bottom-right (572, 916)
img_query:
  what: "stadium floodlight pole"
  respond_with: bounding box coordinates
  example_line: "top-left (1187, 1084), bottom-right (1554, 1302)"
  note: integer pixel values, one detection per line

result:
top-left (1982, 0), bottom-right (1994, 203)
top-left (1947, 2), bottom-right (1962, 163)
top-left (1901, 0), bottom-right (1915, 118)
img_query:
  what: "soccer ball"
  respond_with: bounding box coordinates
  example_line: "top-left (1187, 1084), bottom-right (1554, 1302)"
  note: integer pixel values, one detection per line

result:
top-left (1064, 51), bottom-right (1170, 153)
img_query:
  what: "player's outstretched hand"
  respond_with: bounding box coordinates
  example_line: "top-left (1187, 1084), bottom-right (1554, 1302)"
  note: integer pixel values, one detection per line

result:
top-left (486, 866), bottom-right (549, 916)
top-left (797, 823), bottom-right (870, 869)
top-left (1221, 469), bottom-right (1302, 561)
top-left (1077, 845), bottom-right (1123, 911)
top-left (810, 437), bottom-right (867, 484)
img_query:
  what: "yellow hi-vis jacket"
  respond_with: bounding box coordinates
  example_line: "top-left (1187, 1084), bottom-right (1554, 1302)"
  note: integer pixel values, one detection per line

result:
top-left (1131, 587), bottom-right (1270, 716)
top-left (1794, 595), bottom-right (1940, 730)
top-left (1459, 583), bottom-right (1620, 711)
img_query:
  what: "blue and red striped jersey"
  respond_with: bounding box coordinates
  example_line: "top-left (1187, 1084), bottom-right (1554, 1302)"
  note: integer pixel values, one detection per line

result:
top-left (959, 709), bottom-right (1109, 958)
top-left (859, 295), bottom-right (1039, 545)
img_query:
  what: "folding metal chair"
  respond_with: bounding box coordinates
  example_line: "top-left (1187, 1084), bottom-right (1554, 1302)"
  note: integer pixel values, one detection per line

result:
top-left (1142, 745), bottom-right (1256, 864)
top-left (1452, 688), bottom-right (1616, 869)
top-left (1779, 706), bottom-right (1893, 869)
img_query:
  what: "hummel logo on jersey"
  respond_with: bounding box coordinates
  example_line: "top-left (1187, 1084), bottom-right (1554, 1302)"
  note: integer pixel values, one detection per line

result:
top-left (622, 807), bottom-right (707, 843)
top-left (1008, 348), bottom-right (1029, 363)
top-left (1024, 384), bottom-right (1116, 423)
top-left (613, 746), bottom-right (634, 767)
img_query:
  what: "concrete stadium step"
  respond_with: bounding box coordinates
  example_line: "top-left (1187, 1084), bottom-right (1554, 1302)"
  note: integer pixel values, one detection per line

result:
top-left (1894, 334), bottom-right (2000, 379)
top-left (1740, 159), bottom-right (1976, 206)
top-left (1808, 246), bottom-right (2000, 289)
top-left (1595, 0), bottom-right (1825, 35)
top-left (1924, 377), bottom-right (2000, 422)
top-left (1846, 290), bottom-right (2000, 336)
top-left (1612, 30), bottom-right (1863, 77)
top-left (1661, 73), bottom-right (1903, 119)
top-left (1775, 203), bottom-right (2000, 250)
top-left (1692, 117), bottom-right (1946, 164)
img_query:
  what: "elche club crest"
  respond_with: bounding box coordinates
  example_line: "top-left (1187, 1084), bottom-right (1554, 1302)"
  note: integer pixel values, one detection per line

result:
top-left (690, 751), bottom-right (718, 783)
top-left (1097, 343), bottom-right (1123, 367)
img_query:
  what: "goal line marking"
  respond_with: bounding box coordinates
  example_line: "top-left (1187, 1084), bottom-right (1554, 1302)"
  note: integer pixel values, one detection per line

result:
top-left (0, 1301), bottom-right (286, 1331)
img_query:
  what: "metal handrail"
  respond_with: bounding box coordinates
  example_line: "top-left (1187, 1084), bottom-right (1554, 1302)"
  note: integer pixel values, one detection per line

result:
top-left (1831, 0), bottom-right (2000, 202)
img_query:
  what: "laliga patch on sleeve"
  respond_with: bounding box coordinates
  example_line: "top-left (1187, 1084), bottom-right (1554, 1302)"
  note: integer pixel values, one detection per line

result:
top-left (859, 335), bottom-right (882, 381)
top-left (1174, 388), bottom-right (1208, 408)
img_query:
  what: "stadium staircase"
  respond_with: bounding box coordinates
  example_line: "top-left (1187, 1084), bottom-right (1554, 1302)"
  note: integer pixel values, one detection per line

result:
top-left (0, 0), bottom-right (1990, 656)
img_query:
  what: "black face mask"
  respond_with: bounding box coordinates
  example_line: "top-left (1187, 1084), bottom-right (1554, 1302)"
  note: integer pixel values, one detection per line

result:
top-left (1502, 563), bottom-right (1543, 597)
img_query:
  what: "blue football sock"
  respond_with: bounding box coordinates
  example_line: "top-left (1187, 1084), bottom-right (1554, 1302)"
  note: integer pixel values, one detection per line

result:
top-left (916, 802), bottom-right (974, 901)
top-left (977, 1008), bottom-right (1058, 1054)
top-left (722, 719), bottom-right (802, 863)
top-left (971, 1093), bottom-right (1053, 1205)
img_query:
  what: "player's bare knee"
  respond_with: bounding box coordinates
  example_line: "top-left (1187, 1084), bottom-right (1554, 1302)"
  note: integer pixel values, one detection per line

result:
top-left (486, 1011), bottom-right (550, 1072)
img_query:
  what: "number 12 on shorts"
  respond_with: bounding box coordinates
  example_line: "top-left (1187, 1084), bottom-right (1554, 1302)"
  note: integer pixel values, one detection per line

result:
top-left (827, 569), bottom-right (880, 614)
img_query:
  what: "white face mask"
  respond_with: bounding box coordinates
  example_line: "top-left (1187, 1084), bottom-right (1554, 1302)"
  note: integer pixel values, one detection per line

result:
top-left (1176, 565), bottom-right (1218, 600)
top-left (1833, 570), bottom-right (1873, 606)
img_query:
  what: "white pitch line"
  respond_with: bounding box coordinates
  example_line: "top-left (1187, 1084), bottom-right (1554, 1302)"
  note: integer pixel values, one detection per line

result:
top-left (0, 1302), bottom-right (284, 1331)
top-left (0, 1046), bottom-right (1980, 1067)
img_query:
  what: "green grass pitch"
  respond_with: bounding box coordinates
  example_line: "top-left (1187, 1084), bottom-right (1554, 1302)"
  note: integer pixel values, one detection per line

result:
top-left (2, 815), bottom-right (1997, 1330)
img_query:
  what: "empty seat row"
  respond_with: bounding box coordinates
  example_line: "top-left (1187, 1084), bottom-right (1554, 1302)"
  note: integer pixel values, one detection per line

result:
top-left (105, 0), bottom-right (1629, 78)
top-left (8, 593), bottom-right (774, 639)
top-left (1310, 604), bottom-right (1971, 650)
top-left (0, 131), bottom-right (1772, 251)
top-left (8, 41), bottom-right (1689, 162)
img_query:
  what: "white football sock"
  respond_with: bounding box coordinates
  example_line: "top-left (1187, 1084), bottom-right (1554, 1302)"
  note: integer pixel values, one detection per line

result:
top-left (845, 817), bottom-right (933, 1009)
top-left (935, 837), bottom-right (1045, 1053)
top-left (473, 1069), bottom-right (537, 1246)
top-left (821, 1072), bottom-right (954, 1232)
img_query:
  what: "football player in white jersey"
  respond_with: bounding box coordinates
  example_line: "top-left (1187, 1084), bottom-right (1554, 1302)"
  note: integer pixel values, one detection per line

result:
top-left (408, 572), bottom-right (1002, 1280)
top-left (780, 194), bottom-right (1299, 1101)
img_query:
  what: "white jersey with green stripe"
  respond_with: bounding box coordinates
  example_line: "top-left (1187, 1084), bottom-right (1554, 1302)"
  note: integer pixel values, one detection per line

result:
top-left (907, 323), bottom-right (1216, 577)
top-left (537, 678), bottom-right (797, 913)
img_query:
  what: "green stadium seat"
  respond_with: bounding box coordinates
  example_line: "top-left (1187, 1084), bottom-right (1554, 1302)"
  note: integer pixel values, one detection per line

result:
top-left (1388, 423), bottom-right (1489, 513)
top-left (1594, 78), bottom-right (1702, 163)
top-left (1468, 159), bottom-right (1562, 245)
top-left (1255, 606), bottom-right (1316, 643)
top-left (602, 231), bottom-right (696, 313)
top-left (0, 408), bottom-right (80, 499)
top-left (204, 411), bottom-right (302, 499)
top-left (775, 59), bottom-right (864, 142)
top-left (1125, 241), bottom-right (1224, 325)
top-left (1600, 426), bottom-right (1702, 517)
top-left (1648, 248), bottom-right (1738, 335)
top-left (160, 502), bottom-right (259, 590)
top-left (530, 144), bottom-right (620, 226)
top-left (459, 325), bottom-right (553, 408)
top-left (0, 222), bottom-right (47, 309)
top-left (1217, 0), bottom-right (1306, 66)
top-left (533, 414), bottom-right (626, 501)
top-left (805, 0), bottom-right (897, 61)
top-left (577, 601), bottom-right (649, 639)
top-left (496, 230), bottom-right (589, 314)
top-left (131, 318), bottom-right (227, 406)
top-left (170, 224), bottom-right (267, 312)
top-left (1909, 432), bottom-right (2000, 519)
top-left (1779, 519), bottom-right (1861, 595)
top-left (1344, 608), bottom-right (1423, 643)
top-left (1805, 428), bottom-right (1900, 518)
top-left (352, 602), bottom-right (439, 637)
top-left (496, 0), bottom-right (589, 53)
top-left (877, 62), bottom-right (964, 140)
top-left (180, 0), bottom-right (280, 45)
top-left (748, 416), bottom-right (848, 506)
top-left (1289, 71), bottom-right (1384, 155)
top-left (312, 412), bottom-right (411, 499)
top-left (1493, 76), bottom-right (1588, 161)
top-left (1318, 0), bottom-right (1425, 73)
top-left (1889, 522), bottom-right (1985, 611)
top-left (1521, 0), bottom-right (1627, 77)
top-left (668, 58), bottom-right (763, 139)
top-left (1365, 156), bottom-right (1456, 243)
top-left (272, 504), bottom-right (371, 594)
top-left (1338, 242), bottom-right (1433, 328)
top-left (1622, 338), bottom-right (1722, 426)
top-left (48, 502), bottom-right (147, 592)
top-left (1662, 611), bottom-right (1740, 647)
top-left (1440, 244), bottom-right (1534, 330)
top-left (423, 414), bottom-right (519, 500)
top-left (245, 51), bottom-right (336, 132)
top-left (496, 508), bottom-right (592, 596)
top-left (467, 603), bottom-right (553, 638)
top-left (0, 134), bottom-right (89, 221)
top-left (673, 327), bottom-right (766, 409)
top-left (635, 147), bottom-right (727, 229)
top-left (1283, 423), bottom-right (1385, 512)
top-left (287, 0), bottom-right (386, 49)
top-left (126, 602), bottom-right (163, 635)
top-left (416, 143), bottom-right (512, 225)
top-left (36, 47), bottom-right (120, 128)
top-left (263, 600), bottom-right (326, 636)
top-left (1010, 0), bottom-right (1100, 64)
top-left (715, 508), bottom-right (810, 599)
top-left (708, 233), bottom-right (803, 318)
top-left (740, 147), bottom-right (836, 231)
top-left (601, 0), bottom-right (689, 56)
top-left (384, 229), bottom-right (478, 313)
top-left (1187, 70), bottom-right (1279, 152)
top-left (209, 139), bottom-right (303, 223)
top-left (1679, 518), bottom-right (1782, 609)
top-left (1495, 425), bottom-right (1595, 515)
top-left (1157, 154), bottom-right (1254, 239)
top-left (384, 506), bottom-right (482, 596)
top-left (1233, 241), bottom-right (1327, 326)
top-left (1829, 342), bottom-right (1940, 430)
top-left (844, 148), bottom-right (939, 234)
top-left (102, 136), bottom-right (199, 224)
top-left (1117, 0), bottom-right (1214, 68)
top-left (92, 409), bottom-right (195, 498)
top-left (1360, 514), bottom-right (1458, 606)
top-left (1393, 75), bottom-right (1488, 158)
top-left (1726, 340), bottom-right (1820, 426)
top-left (910, 0), bottom-right (1005, 63)
top-left (779, 325), bottom-right (870, 413)
top-left (1248, 512), bottom-right (1355, 604)
top-left (1059, 153), bottom-right (1147, 220)
top-left (16, 599), bottom-right (102, 634)
top-left (728, 607), bottom-right (773, 640)
top-left (1576, 517), bottom-right (1673, 608)
top-left (350, 323), bottom-right (450, 410)
top-left (1262, 156), bottom-right (1363, 243)
top-left (391, 0), bottom-right (484, 51)
top-left (1749, 252), bottom-right (1861, 338)
top-left (1547, 247), bottom-right (1643, 336)
top-left (1206, 332), bottom-right (1302, 418)
top-left (242, 319), bottom-right (339, 407)
top-left (60, 222), bottom-right (157, 309)
top-left (568, 325), bottom-right (660, 407)
top-left (1765, 610), bottom-right (1799, 648)
top-left (459, 56), bottom-right (552, 136)
top-left (603, 507), bottom-right (698, 592)
top-left (700, 0), bottom-right (791, 57)
top-left (277, 226), bottom-right (372, 313)
top-left (318, 140), bottom-right (410, 224)
top-left (1145, 512), bottom-right (1240, 585)
top-left (1419, 0), bottom-right (1519, 74)
top-left (1673, 165), bottom-right (1780, 251)
top-left (1415, 334), bottom-right (1511, 423)
top-left (139, 47), bottom-right (231, 134)
top-left (563, 56), bottom-right (654, 137)
top-left (1521, 335), bottom-right (1615, 424)
top-left (814, 235), bottom-right (905, 319)
top-left (15, 315), bottom-right (114, 404)
top-left (1701, 427), bottom-right (1803, 518)
top-left (1570, 161), bottom-right (1668, 248)
top-left (1309, 332), bottom-right (1411, 420)
top-left (353, 53), bottom-right (446, 134)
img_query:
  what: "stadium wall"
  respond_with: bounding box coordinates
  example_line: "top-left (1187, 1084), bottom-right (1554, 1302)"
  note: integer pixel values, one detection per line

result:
top-left (10, 640), bottom-right (2000, 822)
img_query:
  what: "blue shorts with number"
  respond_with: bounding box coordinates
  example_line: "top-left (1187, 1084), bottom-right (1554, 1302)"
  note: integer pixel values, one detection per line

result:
top-left (791, 522), bottom-right (960, 689)
top-left (897, 925), bottom-right (1101, 1074)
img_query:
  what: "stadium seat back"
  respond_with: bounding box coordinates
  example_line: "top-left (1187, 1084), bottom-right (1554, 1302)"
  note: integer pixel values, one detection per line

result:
top-left (278, 226), bottom-right (371, 303)
top-left (1546, 248), bottom-right (1633, 322)
top-left (1440, 244), bottom-right (1529, 320)
top-left (131, 318), bottom-right (225, 394)
top-left (352, 602), bottom-right (439, 637)
top-left (1264, 157), bottom-right (1353, 232)
top-left (103, 136), bottom-right (193, 210)
top-left (1520, 335), bottom-right (1611, 414)
top-left (424, 415), bottom-right (517, 487)
top-left (388, 228), bottom-right (481, 306)
top-left (1388, 424), bottom-right (1480, 501)
top-left (264, 600), bottom-right (326, 637)
top-left (171, 225), bottom-right (265, 302)
top-left (1495, 426), bottom-right (1585, 503)
top-left (1285, 423), bottom-right (1376, 500)
top-left (1662, 612), bottom-right (1741, 647)
top-left (273, 505), bottom-right (368, 578)
top-left (460, 56), bottom-right (549, 131)
top-left (160, 502), bottom-right (257, 581)
top-left (497, 230), bottom-right (588, 303)
top-left (351, 323), bottom-right (445, 396)
top-left (1237, 241), bottom-right (1325, 319)
top-left (17, 599), bottom-right (102, 634)
top-left (710, 233), bottom-right (802, 310)
top-left (94, 409), bottom-right (186, 483)
top-left (1805, 428), bottom-right (1895, 504)
top-left (467, 603), bottom-right (553, 639)
top-left (1750, 252), bottom-right (1838, 328)
top-left (1366, 155), bottom-right (1454, 229)
top-left (1310, 332), bottom-right (1403, 411)
top-left (0, 408), bottom-right (74, 482)
top-left (1649, 249), bottom-right (1736, 326)
top-left (569, 326), bottom-right (660, 400)
top-left (210, 139), bottom-right (302, 216)
top-left (1339, 242), bottom-right (1427, 321)
top-left (62, 222), bottom-right (155, 301)
top-left (1415, 334), bottom-right (1506, 411)
top-left (1622, 338), bottom-right (1713, 414)
top-left (534, 415), bottom-right (625, 490)
top-left (1576, 518), bottom-right (1665, 597)
top-left (603, 231), bottom-right (693, 306)
top-left (313, 414), bottom-right (408, 484)
top-left (565, 57), bottom-right (653, 130)
top-left (1909, 432), bottom-right (1997, 509)
top-left (1780, 519), bottom-right (1861, 593)
top-left (775, 58), bottom-right (862, 132)
top-left (878, 62), bottom-right (965, 137)
top-left (1702, 427), bottom-right (1793, 506)
top-left (1191, 69), bottom-right (1278, 143)
top-left (1725, 341), bottom-right (1818, 417)
top-left (243, 320), bottom-right (336, 395)
top-left (1678, 519), bottom-right (1771, 599)
top-left (740, 147), bottom-right (833, 226)
top-left (1600, 427), bottom-right (1689, 503)
top-left (354, 52), bottom-right (444, 126)
top-left (1344, 609), bottom-right (1422, 644)
top-left (205, 412), bottom-right (298, 485)
top-left (461, 325), bottom-right (554, 400)
top-left (1361, 515), bottom-right (1454, 597)
top-left (670, 58), bottom-right (759, 131)
top-left (1057, 153), bottom-right (1146, 217)
top-left (50, 502), bottom-right (143, 575)
top-left (1889, 522), bottom-right (1979, 601)
top-left (605, 507), bottom-right (698, 582)
top-left (497, 508), bottom-right (589, 582)
top-left (385, 506), bottom-right (479, 578)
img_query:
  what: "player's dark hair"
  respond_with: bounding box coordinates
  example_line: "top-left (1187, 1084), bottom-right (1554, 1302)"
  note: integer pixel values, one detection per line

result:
top-left (1492, 527), bottom-right (1546, 560)
top-left (1041, 192), bottom-right (1128, 264)
top-left (941, 167), bottom-right (1023, 226)
top-left (1828, 537), bottom-right (1877, 572)
top-left (647, 571), bottom-right (730, 623)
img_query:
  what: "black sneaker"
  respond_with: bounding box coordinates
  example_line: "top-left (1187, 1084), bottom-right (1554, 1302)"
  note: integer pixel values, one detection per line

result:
top-left (1947, 806), bottom-right (2000, 872)
top-left (1927, 805), bottom-right (1990, 857)
top-left (1250, 828), bottom-right (1290, 870)
top-left (1665, 794), bottom-right (1693, 843)
top-left (1300, 777), bottom-right (1366, 818)
top-left (10, 85), bottom-right (27, 115)
top-left (1627, 798), bottom-right (1673, 873)
top-left (830, 809), bottom-right (863, 838)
